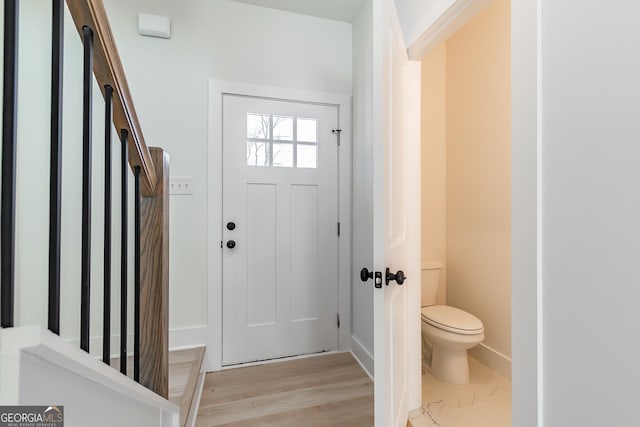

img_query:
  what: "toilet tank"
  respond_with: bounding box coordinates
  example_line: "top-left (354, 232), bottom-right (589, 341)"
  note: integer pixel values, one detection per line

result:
top-left (421, 261), bottom-right (443, 306)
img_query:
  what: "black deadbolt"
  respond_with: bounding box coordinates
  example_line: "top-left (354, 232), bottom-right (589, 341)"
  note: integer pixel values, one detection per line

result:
top-left (226, 240), bottom-right (236, 249)
top-left (226, 221), bottom-right (236, 231)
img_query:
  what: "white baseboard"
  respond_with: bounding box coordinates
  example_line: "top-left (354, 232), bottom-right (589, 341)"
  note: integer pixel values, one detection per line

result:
top-left (350, 335), bottom-right (374, 380)
top-left (65, 326), bottom-right (208, 359)
top-left (169, 326), bottom-right (208, 350)
top-left (468, 342), bottom-right (512, 381)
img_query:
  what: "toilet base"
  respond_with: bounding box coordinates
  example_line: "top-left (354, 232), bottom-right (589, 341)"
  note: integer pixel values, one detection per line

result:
top-left (429, 347), bottom-right (470, 385)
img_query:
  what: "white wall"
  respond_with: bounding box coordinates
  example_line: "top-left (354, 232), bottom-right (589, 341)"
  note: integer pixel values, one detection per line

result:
top-left (350, 0), bottom-right (375, 376)
top-left (541, 1), bottom-right (640, 425)
top-left (101, 0), bottom-right (352, 341)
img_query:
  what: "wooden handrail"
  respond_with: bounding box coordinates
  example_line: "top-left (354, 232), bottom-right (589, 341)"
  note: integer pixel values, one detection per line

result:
top-left (66, 0), bottom-right (157, 197)
top-left (66, 0), bottom-right (171, 397)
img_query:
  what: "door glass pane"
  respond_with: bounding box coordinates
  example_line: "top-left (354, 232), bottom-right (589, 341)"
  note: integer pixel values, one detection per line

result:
top-left (247, 114), bottom-right (269, 139)
top-left (273, 116), bottom-right (294, 141)
top-left (247, 141), bottom-right (270, 166)
top-left (297, 118), bottom-right (317, 143)
top-left (297, 144), bottom-right (317, 168)
top-left (272, 143), bottom-right (293, 167)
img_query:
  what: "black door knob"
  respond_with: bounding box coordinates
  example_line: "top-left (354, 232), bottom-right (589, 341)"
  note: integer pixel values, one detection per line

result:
top-left (385, 268), bottom-right (406, 285)
top-left (226, 240), bottom-right (236, 249)
top-left (226, 221), bottom-right (236, 231)
top-left (360, 268), bottom-right (373, 282)
top-left (361, 268), bottom-right (383, 288)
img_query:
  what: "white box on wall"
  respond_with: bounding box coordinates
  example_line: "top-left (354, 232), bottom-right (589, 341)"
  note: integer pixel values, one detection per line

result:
top-left (138, 13), bottom-right (171, 39)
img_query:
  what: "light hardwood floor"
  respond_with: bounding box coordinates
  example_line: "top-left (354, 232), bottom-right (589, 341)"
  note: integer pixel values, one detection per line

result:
top-left (195, 352), bottom-right (374, 427)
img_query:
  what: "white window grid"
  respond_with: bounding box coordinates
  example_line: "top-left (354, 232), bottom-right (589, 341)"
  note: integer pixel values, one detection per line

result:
top-left (246, 114), bottom-right (318, 168)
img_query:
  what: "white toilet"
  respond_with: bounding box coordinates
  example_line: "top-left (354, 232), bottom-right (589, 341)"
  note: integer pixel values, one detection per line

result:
top-left (421, 261), bottom-right (484, 384)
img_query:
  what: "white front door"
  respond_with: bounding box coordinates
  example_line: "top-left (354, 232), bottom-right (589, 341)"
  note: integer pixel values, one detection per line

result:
top-left (222, 94), bottom-right (339, 366)
top-left (372, 0), bottom-right (422, 425)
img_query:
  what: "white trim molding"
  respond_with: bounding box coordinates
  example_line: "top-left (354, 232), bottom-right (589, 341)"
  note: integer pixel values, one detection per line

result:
top-left (511, 0), bottom-right (542, 425)
top-left (63, 326), bottom-right (208, 360)
top-left (406, 0), bottom-right (492, 60)
top-left (207, 80), bottom-right (352, 371)
top-left (351, 336), bottom-right (374, 380)
top-left (469, 343), bottom-right (512, 381)
top-left (169, 326), bottom-right (208, 350)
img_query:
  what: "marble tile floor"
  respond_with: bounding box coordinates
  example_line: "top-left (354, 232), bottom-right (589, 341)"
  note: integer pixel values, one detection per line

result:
top-left (409, 357), bottom-right (511, 427)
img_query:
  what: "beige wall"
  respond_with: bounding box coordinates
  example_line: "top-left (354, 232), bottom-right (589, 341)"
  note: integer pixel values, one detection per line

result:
top-left (421, 0), bottom-right (511, 376)
top-left (421, 43), bottom-right (447, 305)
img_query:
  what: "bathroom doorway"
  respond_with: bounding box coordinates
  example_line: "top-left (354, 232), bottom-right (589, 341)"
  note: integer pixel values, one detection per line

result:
top-left (411, 0), bottom-right (513, 425)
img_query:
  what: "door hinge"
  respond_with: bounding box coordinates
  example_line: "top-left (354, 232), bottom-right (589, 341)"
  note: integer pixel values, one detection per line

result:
top-left (337, 314), bottom-right (341, 328)
top-left (337, 222), bottom-right (341, 236)
top-left (332, 129), bottom-right (342, 146)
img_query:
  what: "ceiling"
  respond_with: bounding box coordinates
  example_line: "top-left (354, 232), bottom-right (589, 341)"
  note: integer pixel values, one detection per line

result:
top-left (230, 0), bottom-right (366, 23)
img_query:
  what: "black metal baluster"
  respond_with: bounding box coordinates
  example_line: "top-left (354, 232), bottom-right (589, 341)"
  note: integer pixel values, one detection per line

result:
top-left (103, 85), bottom-right (113, 364)
top-left (48, 0), bottom-right (64, 335)
top-left (1, 0), bottom-right (19, 328)
top-left (80, 26), bottom-right (94, 353)
top-left (133, 166), bottom-right (141, 382)
top-left (120, 129), bottom-right (128, 375)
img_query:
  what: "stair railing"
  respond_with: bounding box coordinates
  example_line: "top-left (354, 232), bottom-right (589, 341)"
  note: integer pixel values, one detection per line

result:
top-left (0, 0), bottom-right (170, 398)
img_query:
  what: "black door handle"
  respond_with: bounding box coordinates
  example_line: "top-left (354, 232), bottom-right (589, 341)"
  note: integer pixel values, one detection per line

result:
top-left (226, 240), bottom-right (236, 249)
top-left (360, 268), bottom-right (373, 282)
top-left (386, 268), bottom-right (406, 286)
top-left (361, 268), bottom-right (383, 288)
top-left (226, 221), bottom-right (236, 231)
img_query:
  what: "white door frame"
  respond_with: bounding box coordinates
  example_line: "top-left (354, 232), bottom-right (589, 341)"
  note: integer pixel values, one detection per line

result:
top-left (206, 80), bottom-right (352, 371)
top-left (407, 0), bottom-right (542, 425)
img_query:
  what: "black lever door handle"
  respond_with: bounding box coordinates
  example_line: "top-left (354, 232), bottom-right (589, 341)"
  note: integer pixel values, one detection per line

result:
top-left (386, 268), bottom-right (406, 286)
top-left (360, 268), bottom-right (373, 282)
top-left (226, 240), bottom-right (236, 249)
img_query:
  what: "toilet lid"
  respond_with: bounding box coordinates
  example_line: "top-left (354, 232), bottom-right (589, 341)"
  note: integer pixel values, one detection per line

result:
top-left (421, 305), bottom-right (484, 335)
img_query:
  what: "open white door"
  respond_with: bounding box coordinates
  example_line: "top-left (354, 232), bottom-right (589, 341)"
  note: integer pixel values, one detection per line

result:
top-left (368, 0), bottom-right (422, 425)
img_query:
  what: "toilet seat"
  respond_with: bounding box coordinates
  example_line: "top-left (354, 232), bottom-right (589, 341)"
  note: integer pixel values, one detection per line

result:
top-left (421, 305), bottom-right (483, 335)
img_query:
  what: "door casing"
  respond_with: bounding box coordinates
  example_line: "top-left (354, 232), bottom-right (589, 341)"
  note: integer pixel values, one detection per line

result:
top-left (206, 80), bottom-right (352, 371)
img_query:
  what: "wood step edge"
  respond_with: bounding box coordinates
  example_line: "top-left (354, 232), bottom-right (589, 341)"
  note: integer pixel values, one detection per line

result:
top-left (180, 347), bottom-right (206, 427)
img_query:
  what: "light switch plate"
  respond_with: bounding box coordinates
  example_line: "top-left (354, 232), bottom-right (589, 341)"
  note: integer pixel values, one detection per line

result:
top-left (170, 176), bottom-right (193, 195)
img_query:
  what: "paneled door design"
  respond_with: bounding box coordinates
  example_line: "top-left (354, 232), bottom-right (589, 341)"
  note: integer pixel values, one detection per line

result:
top-left (371, 0), bottom-right (421, 425)
top-left (222, 94), bottom-right (339, 366)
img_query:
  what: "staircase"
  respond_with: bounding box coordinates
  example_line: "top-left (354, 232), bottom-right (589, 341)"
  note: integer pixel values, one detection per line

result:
top-left (0, 326), bottom-right (178, 427)
top-left (0, 0), bottom-right (179, 425)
